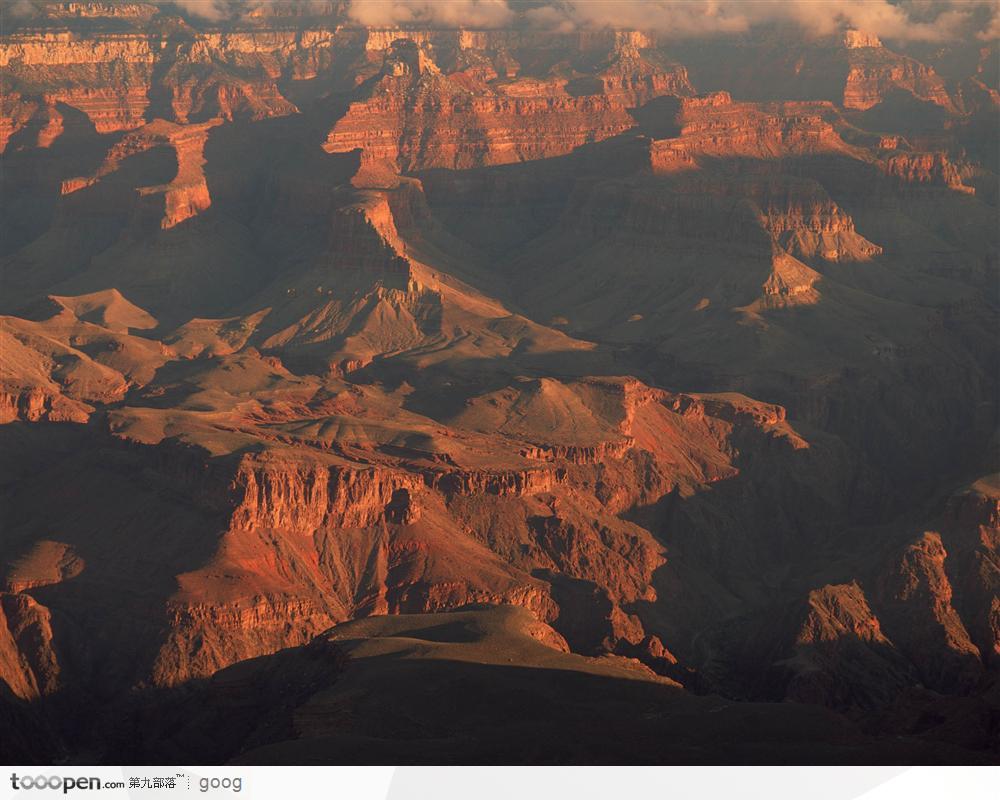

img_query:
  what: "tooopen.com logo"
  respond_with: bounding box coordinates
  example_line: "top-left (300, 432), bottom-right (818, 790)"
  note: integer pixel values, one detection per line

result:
top-left (9, 775), bottom-right (120, 794)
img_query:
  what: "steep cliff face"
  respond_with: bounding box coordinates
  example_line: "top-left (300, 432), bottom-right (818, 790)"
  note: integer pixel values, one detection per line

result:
top-left (0, 32), bottom-right (156, 75)
top-left (230, 456), bottom-right (424, 531)
top-left (940, 478), bottom-right (1000, 668)
top-left (128, 446), bottom-right (555, 683)
top-left (881, 152), bottom-right (976, 194)
top-left (840, 32), bottom-right (955, 111)
top-left (62, 118), bottom-right (221, 228)
top-left (672, 30), bottom-right (958, 114)
top-left (0, 593), bottom-right (60, 701)
top-left (0, 28), bottom-right (307, 149)
top-left (779, 511), bottom-right (993, 710)
top-left (743, 177), bottom-right (881, 262)
top-left (0, 92), bottom-right (44, 152)
top-left (875, 532), bottom-right (983, 692)
top-left (246, 191), bottom-right (438, 371)
top-left (780, 582), bottom-right (916, 710)
top-left (0, 10), bottom-right (997, 764)
top-left (650, 172), bottom-right (882, 263)
top-left (667, 92), bottom-right (854, 160)
top-left (0, 341), bottom-right (855, 692)
top-left (680, 474), bottom-right (997, 716)
top-left (323, 39), bottom-right (641, 171)
top-left (153, 37), bottom-right (301, 124)
top-left (0, 21), bottom-right (975, 170)
top-left (593, 43), bottom-right (693, 107)
top-left (0, 34), bottom-right (155, 142)
top-left (0, 25), bottom-right (685, 159)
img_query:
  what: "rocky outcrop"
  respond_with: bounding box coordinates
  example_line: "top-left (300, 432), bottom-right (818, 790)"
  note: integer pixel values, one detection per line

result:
top-left (153, 595), bottom-right (338, 689)
top-left (740, 176), bottom-right (881, 262)
top-left (666, 93), bottom-right (853, 161)
top-left (0, 33), bottom-right (155, 70)
top-left (875, 532), bottom-right (983, 693)
top-left (0, 23), bottom-right (686, 159)
top-left (0, 594), bottom-right (60, 701)
top-left (0, 295), bottom-right (173, 424)
top-left (230, 457), bottom-right (424, 531)
top-left (325, 39), bottom-right (638, 172)
top-left (0, 386), bottom-right (92, 424)
top-left (0, 11), bottom-right (997, 766)
top-left (0, 28), bottom-right (305, 144)
top-left (672, 29), bottom-right (959, 113)
top-left (0, 322), bottom-right (127, 423)
top-left (0, 34), bottom-right (153, 136)
top-left (780, 583), bottom-right (917, 711)
top-left (426, 466), bottom-right (561, 498)
top-left (519, 439), bottom-right (633, 465)
top-left (0, 92), bottom-right (43, 152)
top-left (3, 540), bottom-right (84, 594)
top-left (842, 47), bottom-right (954, 111)
top-left (760, 249), bottom-right (821, 305)
top-left (657, 172), bottom-right (882, 262)
top-left (937, 478), bottom-right (1000, 669)
top-left (326, 191), bottom-right (415, 274)
top-left (881, 152), bottom-right (975, 194)
top-left (138, 120), bottom-right (219, 228)
top-left (63, 118), bottom-right (222, 229)
top-left (590, 41), bottom-right (694, 107)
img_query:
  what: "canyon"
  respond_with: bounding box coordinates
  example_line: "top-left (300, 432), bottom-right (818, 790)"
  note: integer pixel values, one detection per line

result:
top-left (0, 2), bottom-right (997, 765)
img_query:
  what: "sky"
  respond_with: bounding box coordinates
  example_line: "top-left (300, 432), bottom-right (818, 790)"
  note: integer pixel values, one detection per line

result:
top-left (346, 0), bottom-right (999, 41)
top-left (10, 0), bottom-right (1000, 42)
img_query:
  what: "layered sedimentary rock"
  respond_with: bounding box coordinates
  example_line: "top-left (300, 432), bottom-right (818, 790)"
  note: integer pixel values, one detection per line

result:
top-left (323, 39), bottom-right (644, 171)
top-left (881, 152), bottom-right (976, 194)
top-left (657, 92), bottom-right (854, 162)
top-left (0, 289), bottom-right (171, 423)
top-left (0, 27), bottom-right (309, 149)
top-left (644, 171), bottom-right (883, 263)
top-left (0, 310), bottom-right (854, 690)
top-left (0, 32), bottom-right (154, 140)
top-left (780, 582), bottom-right (917, 710)
top-left (0, 7), bottom-right (997, 766)
top-left (230, 457), bottom-right (424, 531)
top-left (941, 478), bottom-right (1000, 668)
top-left (0, 593), bottom-right (60, 701)
top-left (62, 118), bottom-right (221, 228)
top-left (875, 531), bottom-right (983, 692)
top-left (0, 23), bottom-right (682, 157)
top-left (840, 31), bottom-right (954, 111)
top-left (673, 29), bottom-right (961, 113)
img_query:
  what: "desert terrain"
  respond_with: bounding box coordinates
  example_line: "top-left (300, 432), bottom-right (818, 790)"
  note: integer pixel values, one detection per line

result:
top-left (0, 1), bottom-right (997, 764)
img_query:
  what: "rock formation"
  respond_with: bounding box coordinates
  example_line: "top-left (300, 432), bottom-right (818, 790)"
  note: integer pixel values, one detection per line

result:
top-left (0, 4), bottom-right (997, 765)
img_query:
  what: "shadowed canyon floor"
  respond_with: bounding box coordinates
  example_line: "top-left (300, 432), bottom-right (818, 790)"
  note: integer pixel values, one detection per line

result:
top-left (0, 3), bottom-right (998, 764)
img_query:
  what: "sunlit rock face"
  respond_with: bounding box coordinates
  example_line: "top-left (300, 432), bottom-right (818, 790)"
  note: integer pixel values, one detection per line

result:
top-left (0, 2), bottom-right (997, 765)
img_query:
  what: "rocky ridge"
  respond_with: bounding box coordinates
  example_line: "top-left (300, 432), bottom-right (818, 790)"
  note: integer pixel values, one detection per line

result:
top-left (0, 7), bottom-right (997, 764)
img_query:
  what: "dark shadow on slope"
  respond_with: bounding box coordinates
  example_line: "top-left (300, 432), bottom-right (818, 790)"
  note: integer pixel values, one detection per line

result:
top-left (627, 96), bottom-right (682, 139)
top-left (414, 133), bottom-right (653, 258)
top-left (848, 88), bottom-right (952, 138)
top-left (0, 104), bottom-right (110, 259)
top-left (10, 608), bottom-right (997, 766)
top-left (1, 141), bottom-right (180, 312)
top-left (0, 422), bottom-right (235, 701)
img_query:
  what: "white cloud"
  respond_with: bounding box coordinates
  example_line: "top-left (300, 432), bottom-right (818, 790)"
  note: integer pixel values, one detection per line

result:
top-left (346, 0), bottom-right (999, 42)
top-left (347, 0), bottom-right (514, 28)
top-left (6, 0), bottom-right (40, 18)
top-left (81, 0), bottom-right (1000, 40)
top-left (166, 0), bottom-right (231, 20)
top-left (162, 1), bottom-right (335, 21)
top-left (766, 0), bottom-right (996, 41)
